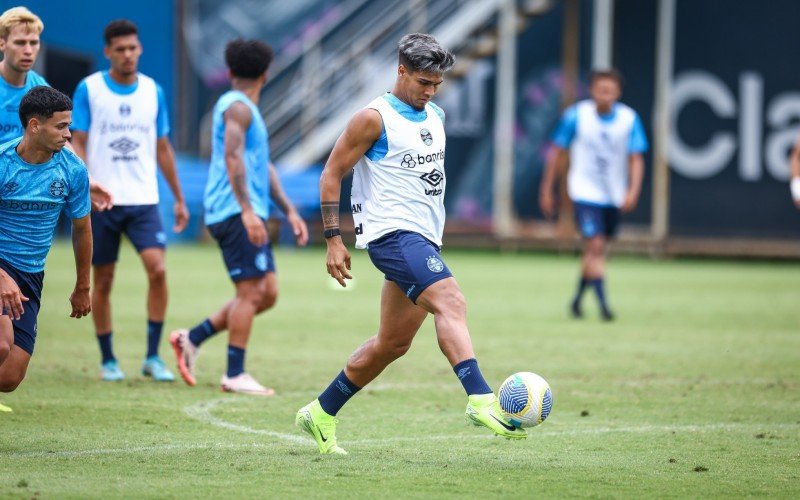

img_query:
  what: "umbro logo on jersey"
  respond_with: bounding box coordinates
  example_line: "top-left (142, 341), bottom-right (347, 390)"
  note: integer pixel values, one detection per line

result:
top-left (119, 103), bottom-right (132, 117)
top-left (420, 128), bottom-right (433, 146)
top-left (109, 137), bottom-right (139, 154)
top-left (420, 169), bottom-right (443, 196)
top-left (420, 169), bottom-right (443, 187)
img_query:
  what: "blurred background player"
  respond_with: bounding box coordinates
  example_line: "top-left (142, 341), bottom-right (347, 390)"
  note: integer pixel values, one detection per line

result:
top-left (170, 39), bottom-right (308, 395)
top-left (71, 20), bottom-right (189, 382)
top-left (539, 69), bottom-right (647, 321)
top-left (0, 86), bottom-right (91, 398)
top-left (295, 33), bottom-right (525, 455)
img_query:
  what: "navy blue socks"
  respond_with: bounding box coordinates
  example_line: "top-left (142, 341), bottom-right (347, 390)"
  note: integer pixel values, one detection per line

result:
top-left (590, 278), bottom-right (608, 310)
top-left (318, 370), bottom-right (361, 416)
top-left (146, 320), bottom-right (163, 358)
top-left (453, 358), bottom-right (492, 395)
top-left (188, 318), bottom-right (218, 347)
top-left (227, 345), bottom-right (246, 378)
top-left (97, 332), bottom-right (115, 364)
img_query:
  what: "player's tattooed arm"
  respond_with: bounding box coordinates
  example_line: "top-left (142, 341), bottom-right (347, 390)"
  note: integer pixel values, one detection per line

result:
top-left (223, 102), bottom-right (254, 211)
top-left (320, 108), bottom-right (381, 286)
top-left (321, 202), bottom-right (340, 229)
top-left (224, 102), bottom-right (267, 246)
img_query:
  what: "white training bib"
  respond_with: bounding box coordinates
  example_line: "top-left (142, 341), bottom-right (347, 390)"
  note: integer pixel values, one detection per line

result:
top-left (352, 95), bottom-right (446, 249)
top-left (84, 72), bottom-right (159, 205)
top-left (568, 100), bottom-right (637, 207)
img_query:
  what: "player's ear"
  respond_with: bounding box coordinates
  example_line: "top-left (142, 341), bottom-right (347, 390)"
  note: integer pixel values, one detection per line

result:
top-left (398, 64), bottom-right (406, 78)
top-left (103, 45), bottom-right (110, 60)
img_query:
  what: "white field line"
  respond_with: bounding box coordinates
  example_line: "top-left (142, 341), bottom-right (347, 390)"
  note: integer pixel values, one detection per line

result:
top-left (3, 394), bottom-right (796, 459)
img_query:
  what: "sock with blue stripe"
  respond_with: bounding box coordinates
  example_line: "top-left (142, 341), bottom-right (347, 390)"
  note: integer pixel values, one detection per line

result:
top-left (188, 318), bottom-right (218, 347)
top-left (146, 320), bottom-right (163, 358)
top-left (317, 370), bottom-right (361, 416)
top-left (97, 332), bottom-right (115, 364)
top-left (227, 345), bottom-right (246, 378)
top-left (573, 276), bottom-right (588, 304)
top-left (453, 358), bottom-right (492, 395)
top-left (590, 278), bottom-right (608, 310)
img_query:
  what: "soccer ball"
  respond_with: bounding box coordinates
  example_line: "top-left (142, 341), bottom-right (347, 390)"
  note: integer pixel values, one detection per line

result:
top-left (498, 372), bottom-right (552, 428)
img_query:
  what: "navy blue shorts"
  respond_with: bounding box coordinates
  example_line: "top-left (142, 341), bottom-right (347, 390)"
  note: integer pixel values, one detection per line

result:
top-left (573, 202), bottom-right (620, 239)
top-left (207, 214), bottom-right (275, 282)
top-left (91, 205), bottom-right (166, 265)
top-left (367, 230), bottom-right (453, 303)
top-left (0, 259), bottom-right (43, 356)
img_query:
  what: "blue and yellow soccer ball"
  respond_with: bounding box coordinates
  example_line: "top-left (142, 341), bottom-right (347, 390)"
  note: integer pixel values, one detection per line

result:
top-left (498, 372), bottom-right (552, 428)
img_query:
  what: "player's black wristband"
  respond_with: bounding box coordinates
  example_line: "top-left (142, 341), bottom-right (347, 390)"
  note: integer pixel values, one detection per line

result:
top-left (324, 228), bottom-right (341, 239)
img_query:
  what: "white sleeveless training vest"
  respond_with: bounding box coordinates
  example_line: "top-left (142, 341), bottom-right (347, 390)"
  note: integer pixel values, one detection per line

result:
top-left (351, 95), bottom-right (447, 249)
top-left (84, 72), bottom-right (159, 205)
top-left (568, 100), bottom-right (637, 207)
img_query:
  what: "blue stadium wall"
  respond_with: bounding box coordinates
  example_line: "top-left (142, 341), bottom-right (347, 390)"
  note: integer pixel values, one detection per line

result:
top-left (10, 0), bottom-right (175, 125)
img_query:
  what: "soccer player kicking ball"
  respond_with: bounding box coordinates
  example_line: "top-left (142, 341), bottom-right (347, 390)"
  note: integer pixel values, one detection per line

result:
top-left (0, 86), bottom-right (92, 396)
top-left (296, 33), bottom-right (525, 455)
top-left (539, 69), bottom-right (647, 321)
top-left (170, 39), bottom-right (308, 395)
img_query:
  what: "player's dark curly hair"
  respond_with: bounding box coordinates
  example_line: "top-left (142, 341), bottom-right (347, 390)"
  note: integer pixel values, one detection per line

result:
top-left (225, 39), bottom-right (274, 79)
top-left (589, 68), bottom-right (625, 87)
top-left (104, 19), bottom-right (138, 45)
top-left (19, 86), bottom-right (72, 128)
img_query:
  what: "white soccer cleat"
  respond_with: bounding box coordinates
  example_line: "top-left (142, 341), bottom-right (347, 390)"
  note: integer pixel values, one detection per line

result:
top-left (220, 372), bottom-right (276, 397)
top-left (169, 329), bottom-right (199, 386)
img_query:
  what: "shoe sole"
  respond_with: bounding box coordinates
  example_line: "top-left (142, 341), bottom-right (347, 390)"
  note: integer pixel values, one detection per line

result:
top-left (465, 410), bottom-right (527, 440)
top-left (169, 330), bottom-right (196, 387)
top-left (141, 369), bottom-right (175, 382)
top-left (220, 384), bottom-right (275, 397)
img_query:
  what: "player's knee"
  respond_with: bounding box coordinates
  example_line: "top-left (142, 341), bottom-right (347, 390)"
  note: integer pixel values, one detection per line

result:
top-left (375, 337), bottom-right (412, 360)
top-left (0, 373), bottom-right (23, 392)
top-left (94, 272), bottom-right (115, 295)
top-left (257, 289), bottom-right (278, 314)
top-left (0, 341), bottom-right (10, 364)
top-left (437, 289), bottom-right (467, 319)
top-left (147, 264), bottom-right (166, 285)
top-left (387, 340), bottom-right (412, 359)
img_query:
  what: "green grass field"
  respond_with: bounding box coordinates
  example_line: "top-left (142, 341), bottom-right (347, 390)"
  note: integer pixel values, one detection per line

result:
top-left (1, 242), bottom-right (799, 498)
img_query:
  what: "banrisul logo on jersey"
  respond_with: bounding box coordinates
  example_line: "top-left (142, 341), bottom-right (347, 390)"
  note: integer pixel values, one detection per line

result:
top-left (399, 149), bottom-right (445, 169)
